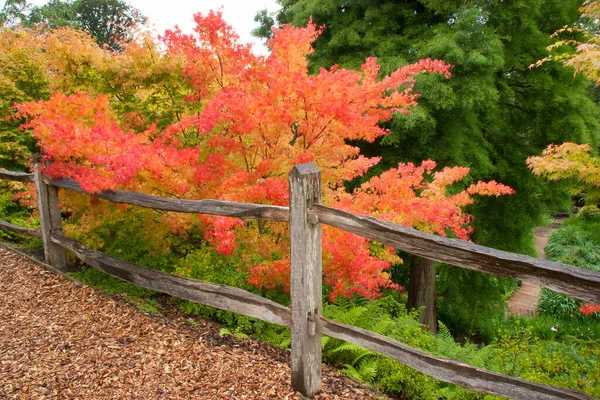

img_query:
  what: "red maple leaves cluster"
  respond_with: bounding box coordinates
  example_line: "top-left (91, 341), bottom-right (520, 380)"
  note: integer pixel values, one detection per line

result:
top-left (15, 12), bottom-right (513, 300)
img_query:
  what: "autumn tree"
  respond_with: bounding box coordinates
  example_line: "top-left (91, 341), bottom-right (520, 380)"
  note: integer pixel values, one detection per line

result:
top-left (13, 12), bottom-right (513, 320)
top-left (0, 26), bottom-right (51, 171)
top-left (5, 0), bottom-right (146, 50)
top-left (533, 0), bottom-right (600, 85)
top-left (528, 143), bottom-right (600, 206)
top-left (328, 161), bottom-right (513, 331)
top-left (0, 21), bottom-right (195, 171)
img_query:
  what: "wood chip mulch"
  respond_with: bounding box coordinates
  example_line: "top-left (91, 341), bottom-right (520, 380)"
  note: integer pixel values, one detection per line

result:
top-left (0, 246), bottom-right (388, 399)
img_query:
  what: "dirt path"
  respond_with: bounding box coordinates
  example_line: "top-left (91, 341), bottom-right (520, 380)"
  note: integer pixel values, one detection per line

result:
top-left (506, 220), bottom-right (563, 317)
top-left (0, 245), bottom-right (384, 399)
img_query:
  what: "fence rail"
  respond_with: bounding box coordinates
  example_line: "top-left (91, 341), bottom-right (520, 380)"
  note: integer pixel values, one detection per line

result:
top-left (51, 233), bottom-right (291, 327)
top-left (0, 170), bottom-right (34, 183)
top-left (1, 165), bottom-right (598, 400)
top-left (0, 218), bottom-right (41, 239)
top-left (314, 204), bottom-right (600, 303)
top-left (317, 316), bottom-right (591, 400)
top-left (45, 177), bottom-right (289, 221)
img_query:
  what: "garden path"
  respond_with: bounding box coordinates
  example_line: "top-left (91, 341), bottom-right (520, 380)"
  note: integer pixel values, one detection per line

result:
top-left (506, 219), bottom-right (564, 317)
top-left (0, 244), bottom-right (383, 399)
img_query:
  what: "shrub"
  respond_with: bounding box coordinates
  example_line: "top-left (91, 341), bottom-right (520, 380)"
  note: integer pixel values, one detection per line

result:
top-left (538, 216), bottom-right (600, 322)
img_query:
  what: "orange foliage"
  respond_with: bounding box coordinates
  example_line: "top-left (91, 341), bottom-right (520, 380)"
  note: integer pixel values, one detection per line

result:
top-left (580, 303), bottom-right (600, 316)
top-left (15, 11), bottom-right (514, 300)
top-left (527, 142), bottom-right (600, 204)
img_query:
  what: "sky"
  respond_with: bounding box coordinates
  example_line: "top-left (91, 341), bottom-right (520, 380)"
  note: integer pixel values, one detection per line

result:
top-left (25, 0), bottom-right (282, 54)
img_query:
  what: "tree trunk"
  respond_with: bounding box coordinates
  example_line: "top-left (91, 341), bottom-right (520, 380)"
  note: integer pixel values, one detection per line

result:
top-left (407, 256), bottom-right (437, 333)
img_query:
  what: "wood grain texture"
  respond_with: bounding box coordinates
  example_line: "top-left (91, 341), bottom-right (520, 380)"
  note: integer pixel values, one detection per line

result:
top-left (0, 169), bottom-right (34, 183)
top-left (0, 218), bottom-right (42, 239)
top-left (289, 163), bottom-right (322, 397)
top-left (44, 177), bottom-right (289, 222)
top-left (317, 316), bottom-right (594, 400)
top-left (50, 233), bottom-right (292, 327)
top-left (313, 205), bottom-right (600, 304)
top-left (34, 165), bottom-right (67, 270)
top-left (407, 257), bottom-right (437, 333)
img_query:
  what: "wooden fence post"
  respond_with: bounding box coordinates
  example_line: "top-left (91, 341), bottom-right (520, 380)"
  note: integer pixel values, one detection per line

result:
top-left (34, 162), bottom-right (67, 270)
top-left (289, 163), bottom-right (322, 398)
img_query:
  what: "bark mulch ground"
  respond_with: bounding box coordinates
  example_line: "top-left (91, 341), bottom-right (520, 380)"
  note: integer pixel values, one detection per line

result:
top-left (0, 246), bottom-right (387, 399)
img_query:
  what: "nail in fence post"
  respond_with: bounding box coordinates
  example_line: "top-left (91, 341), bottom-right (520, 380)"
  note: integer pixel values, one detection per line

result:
top-left (34, 163), bottom-right (67, 270)
top-left (289, 163), bottom-right (322, 398)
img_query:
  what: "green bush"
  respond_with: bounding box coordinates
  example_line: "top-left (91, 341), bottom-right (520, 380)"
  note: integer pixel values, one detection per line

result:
top-left (170, 243), bottom-right (292, 343)
top-left (577, 205), bottom-right (600, 222)
top-left (538, 289), bottom-right (584, 320)
top-left (556, 215), bottom-right (600, 252)
top-left (436, 264), bottom-right (518, 338)
top-left (316, 291), bottom-right (600, 398)
top-left (544, 225), bottom-right (600, 272)
top-left (538, 216), bottom-right (600, 322)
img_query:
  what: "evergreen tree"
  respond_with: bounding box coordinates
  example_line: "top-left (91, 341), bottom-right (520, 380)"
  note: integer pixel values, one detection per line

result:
top-left (18, 0), bottom-right (145, 50)
top-left (0, 0), bottom-right (31, 26)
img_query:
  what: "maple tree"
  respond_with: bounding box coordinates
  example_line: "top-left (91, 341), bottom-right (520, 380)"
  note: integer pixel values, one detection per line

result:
top-left (15, 12), bottom-right (514, 306)
top-left (0, 23), bottom-right (192, 217)
top-left (328, 160), bottom-right (513, 330)
top-left (532, 0), bottom-right (600, 86)
top-left (0, 22), bottom-right (198, 168)
top-left (527, 142), bottom-right (600, 205)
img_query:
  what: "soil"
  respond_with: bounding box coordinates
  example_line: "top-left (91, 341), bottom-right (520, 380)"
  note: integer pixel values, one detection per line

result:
top-left (0, 245), bottom-right (388, 399)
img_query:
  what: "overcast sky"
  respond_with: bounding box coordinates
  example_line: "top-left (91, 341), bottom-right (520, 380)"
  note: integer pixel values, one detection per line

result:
top-left (25, 0), bottom-right (281, 54)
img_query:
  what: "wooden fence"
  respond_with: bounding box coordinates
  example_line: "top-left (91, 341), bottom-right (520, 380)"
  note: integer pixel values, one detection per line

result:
top-left (1, 163), bottom-right (599, 400)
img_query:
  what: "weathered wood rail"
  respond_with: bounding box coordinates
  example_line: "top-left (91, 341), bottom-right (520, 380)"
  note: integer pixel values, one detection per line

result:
top-left (0, 170), bottom-right (34, 183)
top-left (44, 177), bottom-right (289, 222)
top-left (1, 165), bottom-right (598, 400)
top-left (314, 205), bottom-right (600, 304)
top-left (0, 218), bottom-right (41, 239)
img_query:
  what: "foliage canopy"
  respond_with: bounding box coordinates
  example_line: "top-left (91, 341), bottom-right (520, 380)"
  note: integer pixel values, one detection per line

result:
top-left (8, 12), bottom-right (512, 301)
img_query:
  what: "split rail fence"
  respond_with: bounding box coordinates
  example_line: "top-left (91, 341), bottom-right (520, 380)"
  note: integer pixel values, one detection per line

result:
top-left (1, 163), bottom-right (599, 400)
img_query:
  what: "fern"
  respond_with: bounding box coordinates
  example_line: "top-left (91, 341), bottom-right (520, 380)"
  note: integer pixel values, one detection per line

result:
top-left (438, 321), bottom-right (453, 341)
top-left (329, 342), bottom-right (362, 353)
top-left (341, 364), bottom-right (363, 381)
top-left (371, 318), bottom-right (394, 336)
top-left (467, 344), bottom-right (496, 369)
top-left (350, 358), bottom-right (379, 383)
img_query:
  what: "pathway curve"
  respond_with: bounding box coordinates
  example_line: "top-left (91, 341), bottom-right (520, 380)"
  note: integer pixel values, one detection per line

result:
top-left (0, 245), bottom-right (384, 399)
top-left (506, 220), bottom-right (564, 317)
